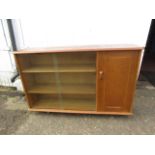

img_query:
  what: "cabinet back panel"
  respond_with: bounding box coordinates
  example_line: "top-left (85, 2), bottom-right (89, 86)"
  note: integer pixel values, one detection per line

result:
top-left (36, 94), bottom-right (95, 100)
top-left (24, 72), bottom-right (96, 85)
top-left (30, 94), bottom-right (96, 111)
top-left (17, 52), bottom-right (96, 70)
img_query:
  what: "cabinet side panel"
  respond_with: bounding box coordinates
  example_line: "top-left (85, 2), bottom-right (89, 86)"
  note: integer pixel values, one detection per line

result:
top-left (14, 54), bottom-right (34, 108)
top-left (124, 51), bottom-right (142, 112)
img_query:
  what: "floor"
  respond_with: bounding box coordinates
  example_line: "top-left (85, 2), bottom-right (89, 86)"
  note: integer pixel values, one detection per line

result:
top-left (0, 79), bottom-right (155, 135)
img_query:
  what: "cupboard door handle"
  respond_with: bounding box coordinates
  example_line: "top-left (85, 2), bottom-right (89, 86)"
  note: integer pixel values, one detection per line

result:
top-left (99, 71), bottom-right (104, 80)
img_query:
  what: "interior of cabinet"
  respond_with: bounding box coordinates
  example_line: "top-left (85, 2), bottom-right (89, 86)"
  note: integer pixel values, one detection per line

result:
top-left (17, 52), bottom-right (96, 111)
top-left (29, 94), bottom-right (96, 111)
top-left (18, 52), bottom-right (96, 72)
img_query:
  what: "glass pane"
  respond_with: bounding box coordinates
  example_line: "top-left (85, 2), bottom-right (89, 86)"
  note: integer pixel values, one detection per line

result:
top-left (19, 52), bottom-right (96, 111)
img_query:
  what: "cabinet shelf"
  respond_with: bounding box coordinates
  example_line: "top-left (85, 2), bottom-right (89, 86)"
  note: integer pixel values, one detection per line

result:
top-left (22, 65), bottom-right (96, 73)
top-left (32, 98), bottom-right (96, 111)
top-left (28, 84), bottom-right (96, 95)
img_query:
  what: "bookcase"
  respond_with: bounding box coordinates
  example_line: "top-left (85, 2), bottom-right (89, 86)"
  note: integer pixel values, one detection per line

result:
top-left (14, 45), bottom-right (143, 115)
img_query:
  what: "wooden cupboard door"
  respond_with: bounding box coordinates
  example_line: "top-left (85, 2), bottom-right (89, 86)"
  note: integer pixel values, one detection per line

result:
top-left (97, 51), bottom-right (141, 113)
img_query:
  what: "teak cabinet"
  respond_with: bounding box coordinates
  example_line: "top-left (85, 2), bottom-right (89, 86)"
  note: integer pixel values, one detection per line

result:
top-left (14, 45), bottom-right (143, 115)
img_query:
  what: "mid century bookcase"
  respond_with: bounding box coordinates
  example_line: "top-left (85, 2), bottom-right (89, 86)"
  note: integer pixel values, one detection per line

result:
top-left (14, 45), bottom-right (143, 115)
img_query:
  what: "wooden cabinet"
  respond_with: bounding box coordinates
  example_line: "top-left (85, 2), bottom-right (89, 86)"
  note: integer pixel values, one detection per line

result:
top-left (14, 45), bottom-right (143, 115)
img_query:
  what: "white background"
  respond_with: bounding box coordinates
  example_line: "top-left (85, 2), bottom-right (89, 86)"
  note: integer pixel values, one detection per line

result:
top-left (21, 18), bottom-right (151, 48)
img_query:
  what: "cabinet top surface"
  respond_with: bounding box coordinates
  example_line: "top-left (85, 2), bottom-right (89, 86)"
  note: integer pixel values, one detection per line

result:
top-left (14, 44), bottom-right (144, 54)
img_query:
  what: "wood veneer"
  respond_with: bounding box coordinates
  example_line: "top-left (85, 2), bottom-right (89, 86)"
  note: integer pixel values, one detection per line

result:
top-left (14, 45), bottom-right (143, 115)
